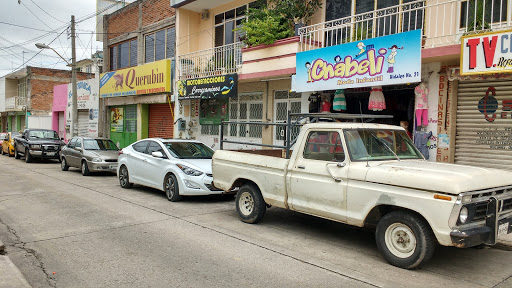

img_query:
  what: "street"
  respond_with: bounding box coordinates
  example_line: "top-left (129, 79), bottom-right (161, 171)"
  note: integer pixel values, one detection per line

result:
top-left (0, 155), bottom-right (511, 288)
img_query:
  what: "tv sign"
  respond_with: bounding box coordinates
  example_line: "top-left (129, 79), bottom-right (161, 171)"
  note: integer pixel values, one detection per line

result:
top-left (461, 30), bottom-right (512, 75)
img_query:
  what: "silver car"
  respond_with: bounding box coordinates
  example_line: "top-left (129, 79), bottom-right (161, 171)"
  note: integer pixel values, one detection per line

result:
top-left (60, 137), bottom-right (119, 176)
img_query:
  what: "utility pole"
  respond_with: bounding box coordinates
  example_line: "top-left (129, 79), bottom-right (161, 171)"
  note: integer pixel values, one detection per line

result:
top-left (71, 15), bottom-right (77, 137)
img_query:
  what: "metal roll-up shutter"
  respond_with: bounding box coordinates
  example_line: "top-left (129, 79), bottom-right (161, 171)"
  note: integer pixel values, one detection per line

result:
top-left (78, 110), bottom-right (89, 136)
top-left (455, 80), bottom-right (512, 170)
top-left (149, 103), bottom-right (174, 139)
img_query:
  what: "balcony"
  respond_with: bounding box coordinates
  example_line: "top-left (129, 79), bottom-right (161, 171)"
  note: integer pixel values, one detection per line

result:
top-left (299, 0), bottom-right (512, 52)
top-left (5, 97), bottom-right (27, 110)
top-left (177, 42), bottom-right (243, 80)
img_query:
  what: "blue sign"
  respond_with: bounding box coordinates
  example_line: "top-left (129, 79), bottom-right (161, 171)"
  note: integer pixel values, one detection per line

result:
top-left (295, 30), bottom-right (422, 92)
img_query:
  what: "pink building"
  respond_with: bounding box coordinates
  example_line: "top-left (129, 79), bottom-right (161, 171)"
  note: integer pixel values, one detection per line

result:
top-left (52, 84), bottom-right (68, 142)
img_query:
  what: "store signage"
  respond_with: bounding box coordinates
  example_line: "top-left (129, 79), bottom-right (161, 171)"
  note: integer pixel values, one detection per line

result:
top-left (295, 30), bottom-right (422, 92)
top-left (461, 30), bottom-right (512, 75)
top-left (100, 59), bottom-right (171, 98)
top-left (478, 87), bottom-right (512, 122)
top-left (66, 79), bottom-right (99, 137)
top-left (199, 98), bottom-right (229, 125)
top-left (178, 74), bottom-right (237, 99)
top-left (111, 107), bottom-right (124, 132)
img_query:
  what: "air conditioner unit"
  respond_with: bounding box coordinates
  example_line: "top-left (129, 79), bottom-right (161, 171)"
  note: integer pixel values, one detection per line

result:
top-left (201, 10), bottom-right (210, 20)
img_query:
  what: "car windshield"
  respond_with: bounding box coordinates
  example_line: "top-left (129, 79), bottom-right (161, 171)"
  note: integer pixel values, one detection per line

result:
top-left (28, 130), bottom-right (59, 140)
top-left (164, 142), bottom-right (214, 159)
top-left (83, 139), bottom-right (119, 151)
top-left (344, 129), bottom-right (423, 161)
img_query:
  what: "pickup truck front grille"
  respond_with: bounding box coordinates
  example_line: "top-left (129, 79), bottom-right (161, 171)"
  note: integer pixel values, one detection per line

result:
top-left (42, 145), bottom-right (59, 151)
top-left (464, 187), bottom-right (512, 223)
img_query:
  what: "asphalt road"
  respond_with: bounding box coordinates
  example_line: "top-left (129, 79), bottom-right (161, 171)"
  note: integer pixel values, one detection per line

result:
top-left (0, 155), bottom-right (511, 288)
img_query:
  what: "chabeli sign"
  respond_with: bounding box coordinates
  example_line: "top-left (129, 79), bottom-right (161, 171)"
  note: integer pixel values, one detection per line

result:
top-left (461, 30), bottom-right (512, 75)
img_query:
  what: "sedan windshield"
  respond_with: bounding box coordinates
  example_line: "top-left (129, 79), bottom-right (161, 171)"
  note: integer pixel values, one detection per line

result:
top-left (83, 139), bottom-right (119, 151)
top-left (344, 129), bottom-right (423, 161)
top-left (164, 142), bottom-right (214, 159)
top-left (28, 130), bottom-right (59, 140)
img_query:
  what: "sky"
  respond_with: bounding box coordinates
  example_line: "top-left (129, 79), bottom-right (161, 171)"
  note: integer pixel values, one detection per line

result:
top-left (0, 0), bottom-right (131, 77)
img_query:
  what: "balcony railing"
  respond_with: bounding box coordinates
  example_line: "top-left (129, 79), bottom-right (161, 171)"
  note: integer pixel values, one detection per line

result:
top-left (5, 97), bottom-right (26, 110)
top-left (178, 42), bottom-right (244, 80)
top-left (299, 0), bottom-right (512, 52)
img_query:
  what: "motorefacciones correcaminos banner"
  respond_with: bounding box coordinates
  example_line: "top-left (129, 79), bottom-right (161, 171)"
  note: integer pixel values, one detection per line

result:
top-left (295, 30), bottom-right (422, 92)
top-left (100, 59), bottom-right (171, 98)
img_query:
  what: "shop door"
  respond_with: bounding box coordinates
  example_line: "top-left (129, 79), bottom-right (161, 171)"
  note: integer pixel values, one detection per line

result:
top-left (110, 105), bottom-right (137, 149)
top-left (58, 112), bottom-right (66, 140)
top-left (455, 80), bottom-right (512, 170)
top-left (77, 110), bottom-right (89, 136)
top-left (273, 91), bottom-right (302, 147)
top-left (148, 103), bottom-right (174, 139)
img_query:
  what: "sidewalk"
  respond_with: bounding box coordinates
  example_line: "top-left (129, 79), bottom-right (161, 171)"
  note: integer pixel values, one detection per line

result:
top-left (0, 240), bottom-right (31, 288)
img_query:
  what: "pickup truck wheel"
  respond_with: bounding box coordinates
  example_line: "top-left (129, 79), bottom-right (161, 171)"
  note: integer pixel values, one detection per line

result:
top-left (376, 211), bottom-right (435, 269)
top-left (81, 161), bottom-right (90, 176)
top-left (25, 149), bottom-right (33, 163)
top-left (164, 174), bottom-right (182, 202)
top-left (14, 147), bottom-right (20, 159)
top-left (61, 158), bottom-right (69, 171)
top-left (236, 184), bottom-right (266, 224)
top-left (119, 165), bottom-right (133, 188)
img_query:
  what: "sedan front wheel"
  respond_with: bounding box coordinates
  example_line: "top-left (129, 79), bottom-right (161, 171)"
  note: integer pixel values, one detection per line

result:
top-left (164, 174), bottom-right (182, 202)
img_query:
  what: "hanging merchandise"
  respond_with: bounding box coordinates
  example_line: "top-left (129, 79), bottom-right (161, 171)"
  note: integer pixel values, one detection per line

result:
top-left (333, 89), bottom-right (346, 112)
top-left (414, 82), bottom-right (429, 128)
top-left (320, 94), bottom-right (331, 113)
top-left (308, 92), bottom-right (319, 113)
top-left (368, 86), bottom-right (386, 111)
top-left (414, 130), bottom-right (432, 159)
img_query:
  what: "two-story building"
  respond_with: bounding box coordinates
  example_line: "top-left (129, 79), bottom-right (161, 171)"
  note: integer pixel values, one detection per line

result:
top-left (172, 0), bottom-right (512, 170)
top-left (101, 0), bottom-right (176, 148)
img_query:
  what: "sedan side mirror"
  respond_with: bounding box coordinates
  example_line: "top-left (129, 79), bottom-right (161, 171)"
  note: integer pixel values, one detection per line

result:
top-left (76, 147), bottom-right (83, 152)
top-left (61, 137), bottom-right (64, 141)
top-left (151, 151), bottom-right (164, 158)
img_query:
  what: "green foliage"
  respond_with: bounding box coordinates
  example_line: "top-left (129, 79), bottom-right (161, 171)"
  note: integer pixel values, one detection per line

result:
top-left (238, 8), bottom-right (294, 46)
top-left (466, 0), bottom-right (491, 32)
top-left (238, 0), bottom-right (322, 47)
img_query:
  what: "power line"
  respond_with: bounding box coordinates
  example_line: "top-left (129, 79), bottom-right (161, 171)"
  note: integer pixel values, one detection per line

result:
top-left (29, 0), bottom-right (67, 24)
top-left (0, 20), bottom-right (59, 33)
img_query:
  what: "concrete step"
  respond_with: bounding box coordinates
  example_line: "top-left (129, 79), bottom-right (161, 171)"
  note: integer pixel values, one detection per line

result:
top-left (0, 255), bottom-right (31, 288)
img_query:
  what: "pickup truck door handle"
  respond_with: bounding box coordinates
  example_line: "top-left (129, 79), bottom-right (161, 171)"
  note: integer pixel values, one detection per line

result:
top-left (297, 165), bottom-right (305, 169)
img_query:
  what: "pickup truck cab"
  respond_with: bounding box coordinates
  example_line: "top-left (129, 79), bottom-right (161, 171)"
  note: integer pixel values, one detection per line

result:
top-left (213, 122), bottom-right (512, 269)
top-left (14, 129), bottom-right (63, 163)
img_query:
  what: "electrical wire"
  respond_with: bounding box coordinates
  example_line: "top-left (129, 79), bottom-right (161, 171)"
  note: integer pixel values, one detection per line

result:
top-left (29, 0), bottom-right (67, 24)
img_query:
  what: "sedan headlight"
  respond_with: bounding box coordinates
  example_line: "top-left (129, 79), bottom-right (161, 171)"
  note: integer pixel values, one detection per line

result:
top-left (176, 164), bottom-right (203, 176)
top-left (92, 157), bottom-right (102, 163)
top-left (31, 144), bottom-right (41, 149)
top-left (459, 206), bottom-right (469, 224)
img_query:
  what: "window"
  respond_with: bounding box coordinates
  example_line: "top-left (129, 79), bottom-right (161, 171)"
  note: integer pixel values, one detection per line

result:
top-left (109, 39), bottom-right (137, 70)
top-left (214, 3), bottom-right (259, 46)
top-left (145, 26), bottom-right (176, 63)
top-left (304, 131), bottom-right (345, 162)
top-left (133, 141), bottom-right (149, 153)
top-left (68, 138), bottom-right (77, 148)
top-left (75, 138), bottom-right (82, 148)
top-left (164, 141), bottom-right (214, 159)
top-left (147, 141), bottom-right (166, 157)
top-left (125, 105), bottom-right (137, 133)
top-left (460, 0), bottom-right (507, 29)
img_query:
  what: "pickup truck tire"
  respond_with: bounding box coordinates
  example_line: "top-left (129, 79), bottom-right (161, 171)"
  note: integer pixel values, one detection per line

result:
top-left (119, 165), bottom-right (133, 188)
top-left (81, 161), bottom-right (90, 176)
top-left (25, 149), bottom-right (33, 163)
top-left (164, 174), bottom-right (182, 202)
top-left (14, 147), bottom-right (20, 159)
top-left (236, 183), bottom-right (266, 224)
top-left (61, 158), bottom-right (69, 171)
top-left (376, 211), bottom-right (435, 269)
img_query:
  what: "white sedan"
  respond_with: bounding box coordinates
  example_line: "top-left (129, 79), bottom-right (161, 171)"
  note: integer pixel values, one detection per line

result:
top-left (117, 138), bottom-right (230, 201)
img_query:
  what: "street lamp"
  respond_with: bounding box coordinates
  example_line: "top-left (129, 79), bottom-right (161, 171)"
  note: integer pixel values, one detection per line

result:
top-left (34, 16), bottom-right (77, 137)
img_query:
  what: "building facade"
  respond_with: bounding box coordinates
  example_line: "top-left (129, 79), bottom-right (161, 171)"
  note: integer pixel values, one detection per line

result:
top-left (101, 0), bottom-right (176, 148)
top-left (0, 67), bottom-right (91, 135)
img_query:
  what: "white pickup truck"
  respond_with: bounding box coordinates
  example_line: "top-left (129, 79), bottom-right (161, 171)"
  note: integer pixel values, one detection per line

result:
top-left (213, 122), bottom-right (512, 269)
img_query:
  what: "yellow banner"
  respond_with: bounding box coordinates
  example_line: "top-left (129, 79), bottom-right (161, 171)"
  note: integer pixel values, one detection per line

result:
top-left (100, 59), bottom-right (171, 98)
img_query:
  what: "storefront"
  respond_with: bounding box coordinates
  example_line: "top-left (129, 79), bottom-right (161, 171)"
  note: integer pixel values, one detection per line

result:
top-left (451, 30), bottom-right (512, 170)
top-left (52, 84), bottom-right (68, 141)
top-left (295, 30), bottom-right (440, 160)
top-left (100, 59), bottom-right (173, 148)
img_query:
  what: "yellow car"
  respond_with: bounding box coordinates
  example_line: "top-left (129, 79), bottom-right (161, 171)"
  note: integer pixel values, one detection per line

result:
top-left (1, 132), bottom-right (20, 157)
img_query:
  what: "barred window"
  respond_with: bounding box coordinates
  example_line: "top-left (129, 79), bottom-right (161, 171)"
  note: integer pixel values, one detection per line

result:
top-left (125, 105), bottom-right (137, 133)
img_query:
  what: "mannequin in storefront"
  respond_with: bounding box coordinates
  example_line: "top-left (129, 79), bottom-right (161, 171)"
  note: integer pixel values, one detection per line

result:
top-left (320, 94), bottom-right (331, 113)
top-left (368, 86), bottom-right (386, 111)
top-left (414, 81), bottom-right (429, 130)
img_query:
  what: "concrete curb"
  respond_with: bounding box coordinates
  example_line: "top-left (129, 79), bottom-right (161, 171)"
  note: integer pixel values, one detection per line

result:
top-left (0, 239), bottom-right (4, 254)
top-left (0, 255), bottom-right (31, 288)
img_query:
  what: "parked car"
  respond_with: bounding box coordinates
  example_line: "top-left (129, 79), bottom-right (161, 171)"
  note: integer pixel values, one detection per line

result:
top-left (117, 138), bottom-right (230, 201)
top-left (2, 132), bottom-right (20, 157)
top-left (14, 129), bottom-right (63, 163)
top-left (213, 122), bottom-right (512, 269)
top-left (60, 137), bottom-right (120, 176)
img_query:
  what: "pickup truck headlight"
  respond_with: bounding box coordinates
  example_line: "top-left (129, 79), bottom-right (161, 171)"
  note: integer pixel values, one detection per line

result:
top-left (92, 157), bottom-right (102, 163)
top-left (176, 164), bottom-right (203, 176)
top-left (459, 206), bottom-right (469, 224)
top-left (31, 144), bottom-right (41, 149)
